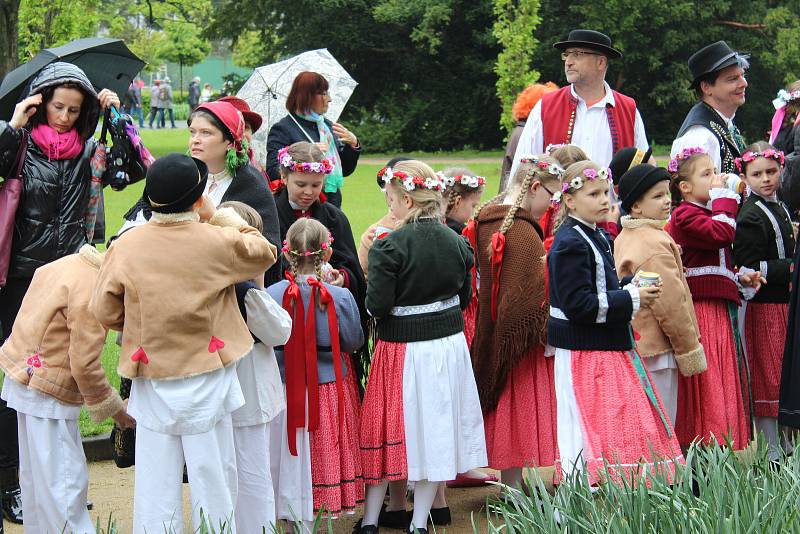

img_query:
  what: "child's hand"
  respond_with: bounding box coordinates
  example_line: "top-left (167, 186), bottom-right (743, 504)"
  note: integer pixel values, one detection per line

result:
top-left (739, 270), bottom-right (764, 291)
top-left (113, 400), bottom-right (136, 429)
top-left (638, 285), bottom-right (662, 308)
top-left (710, 174), bottom-right (726, 190)
top-left (328, 269), bottom-right (345, 287)
top-left (197, 194), bottom-right (216, 222)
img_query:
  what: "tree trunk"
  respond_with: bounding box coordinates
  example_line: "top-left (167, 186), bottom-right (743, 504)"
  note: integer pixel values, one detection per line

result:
top-left (0, 0), bottom-right (20, 80)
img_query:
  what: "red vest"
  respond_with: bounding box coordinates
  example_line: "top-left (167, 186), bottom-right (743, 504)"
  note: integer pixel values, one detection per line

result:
top-left (541, 85), bottom-right (637, 154)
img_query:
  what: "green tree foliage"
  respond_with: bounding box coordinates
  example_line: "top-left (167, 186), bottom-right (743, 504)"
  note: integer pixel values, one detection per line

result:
top-left (17, 0), bottom-right (101, 61)
top-left (492, 0), bottom-right (540, 135)
top-left (156, 20), bottom-right (211, 92)
top-left (206, 0), bottom-right (503, 153)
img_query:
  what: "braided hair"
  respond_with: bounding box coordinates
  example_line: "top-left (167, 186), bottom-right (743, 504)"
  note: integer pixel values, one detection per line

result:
top-left (441, 166), bottom-right (485, 219)
top-left (497, 155), bottom-right (563, 239)
top-left (284, 218), bottom-right (332, 308)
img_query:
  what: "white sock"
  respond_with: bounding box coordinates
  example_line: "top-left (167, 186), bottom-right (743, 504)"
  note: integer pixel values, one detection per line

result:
top-left (410, 480), bottom-right (438, 530)
top-left (363, 481), bottom-right (388, 527)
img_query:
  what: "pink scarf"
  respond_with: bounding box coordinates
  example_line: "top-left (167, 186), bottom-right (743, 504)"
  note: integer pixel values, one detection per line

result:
top-left (30, 123), bottom-right (84, 160)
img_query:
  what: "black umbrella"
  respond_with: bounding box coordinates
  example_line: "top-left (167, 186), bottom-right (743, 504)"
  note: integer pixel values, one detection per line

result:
top-left (0, 38), bottom-right (145, 120)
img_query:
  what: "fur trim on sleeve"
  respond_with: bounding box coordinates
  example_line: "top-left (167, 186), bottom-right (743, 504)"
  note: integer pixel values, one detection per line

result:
top-left (675, 345), bottom-right (707, 377)
top-left (86, 391), bottom-right (124, 423)
top-left (209, 207), bottom-right (249, 230)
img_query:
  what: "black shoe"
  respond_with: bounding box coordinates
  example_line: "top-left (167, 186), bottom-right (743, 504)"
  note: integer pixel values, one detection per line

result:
top-left (407, 526), bottom-right (427, 534)
top-left (429, 506), bottom-right (451, 525)
top-left (86, 500), bottom-right (93, 510)
top-left (378, 504), bottom-right (410, 529)
top-left (352, 518), bottom-right (379, 534)
top-left (2, 486), bottom-right (23, 524)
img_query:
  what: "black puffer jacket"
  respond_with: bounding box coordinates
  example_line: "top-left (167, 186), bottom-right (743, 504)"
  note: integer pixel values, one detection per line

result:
top-left (0, 62), bottom-right (125, 279)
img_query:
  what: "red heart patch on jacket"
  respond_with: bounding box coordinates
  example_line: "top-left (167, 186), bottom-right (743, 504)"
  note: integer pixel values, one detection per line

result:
top-left (633, 330), bottom-right (641, 341)
top-left (208, 336), bottom-right (225, 353)
top-left (26, 353), bottom-right (42, 368)
top-left (131, 347), bottom-right (149, 364)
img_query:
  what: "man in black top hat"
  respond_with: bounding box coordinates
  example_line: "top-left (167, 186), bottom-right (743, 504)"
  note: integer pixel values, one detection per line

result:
top-left (510, 29), bottom-right (650, 178)
top-left (672, 41), bottom-right (750, 174)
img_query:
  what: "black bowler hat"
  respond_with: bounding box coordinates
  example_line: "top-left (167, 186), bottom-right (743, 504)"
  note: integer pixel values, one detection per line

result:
top-left (553, 30), bottom-right (622, 59)
top-left (145, 154), bottom-right (209, 214)
top-left (609, 146), bottom-right (653, 186)
top-left (618, 164), bottom-right (671, 213)
top-left (688, 41), bottom-right (747, 89)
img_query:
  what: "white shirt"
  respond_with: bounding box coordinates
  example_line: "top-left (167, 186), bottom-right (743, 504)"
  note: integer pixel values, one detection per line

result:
top-left (205, 170), bottom-right (233, 206)
top-left (232, 288), bottom-right (292, 427)
top-left (128, 364), bottom-right (244, 435)
top-left (670, 105), bottom-right (736, 172)
top-left (2, 377), bottom-right (81, 420)
top-left (510, 82), bottom-right (649, 178)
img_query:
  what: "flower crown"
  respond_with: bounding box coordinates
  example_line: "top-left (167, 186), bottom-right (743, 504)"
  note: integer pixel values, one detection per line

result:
top-left (774, 89), bottom-right (800, 109)
top-left (378, 167), bottom-right (446, 192)
top-left (519, 155), bottom-right (565, 178)
top-left (436, 172), bottom-right (487, 189)
top-left (278, 146), bottom-right (335, 175)
top-left (734, 148), bottom-right (785, 173)
top-left (667, 146), bottom-right (707, 173)
top-left (282, 232), bottom-right (334, 257)
top-left (550, 166), bottom-right (612, 207)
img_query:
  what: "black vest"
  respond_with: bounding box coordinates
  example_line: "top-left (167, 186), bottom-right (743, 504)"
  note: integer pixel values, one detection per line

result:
top-left (676, 102), bottom-right (742, 174)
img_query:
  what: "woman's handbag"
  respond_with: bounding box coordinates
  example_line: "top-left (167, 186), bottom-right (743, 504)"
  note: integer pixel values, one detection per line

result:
top-left (0, 131), bottom-right (28, 287)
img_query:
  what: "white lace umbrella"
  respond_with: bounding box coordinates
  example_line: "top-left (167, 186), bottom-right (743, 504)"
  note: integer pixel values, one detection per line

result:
top-left (237, 48), bottom-right (358, 167)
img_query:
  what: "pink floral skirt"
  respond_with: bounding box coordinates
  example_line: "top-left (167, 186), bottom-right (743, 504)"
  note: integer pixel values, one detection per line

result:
top-left (745, 302), bottom-right (788, 418)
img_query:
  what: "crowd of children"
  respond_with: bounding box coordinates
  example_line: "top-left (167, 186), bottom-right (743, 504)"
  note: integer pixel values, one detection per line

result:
top-left (1, 124), bottom-right (799, 533)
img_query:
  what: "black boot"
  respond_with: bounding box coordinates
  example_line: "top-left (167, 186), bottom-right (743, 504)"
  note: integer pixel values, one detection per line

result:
top-left (429, 506), bottom-right (451, 525)
top-left (352, 518), bottom-right (380, 534)
top-left (1, 485), bottom-right (23, 524)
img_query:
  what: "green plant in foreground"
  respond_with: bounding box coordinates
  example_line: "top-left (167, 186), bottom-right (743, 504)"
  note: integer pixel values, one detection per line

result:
top-left (484, 440), bottom-right (800, 533)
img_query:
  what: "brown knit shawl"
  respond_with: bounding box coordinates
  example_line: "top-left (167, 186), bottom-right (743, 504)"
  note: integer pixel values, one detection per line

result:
top-left (471, 204), bottom-right (549, 412)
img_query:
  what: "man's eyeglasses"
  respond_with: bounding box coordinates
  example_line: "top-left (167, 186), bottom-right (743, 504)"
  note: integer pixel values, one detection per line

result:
top-left (561, 51), bottom-right (603, 61)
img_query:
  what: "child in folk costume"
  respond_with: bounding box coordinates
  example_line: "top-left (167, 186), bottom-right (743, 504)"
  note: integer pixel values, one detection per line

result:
top-left (91, 154), bottom-right (277, 533)
top-left (668, 147), bottom-right (761, 450)
top-left (358, 161), bottom-right (486, 534)
top-left (218, 201), bottom-right (293, 532)
top-left (266, 218), bottom-right (365, 528)
top-left (358, 158), bottom-right (410, 277)
top-left (539, 144), bottom-right (588, 250)
top-left (548, 160), bottom-right (683, 486)
top-left (273, 142), bottom-right (369, 383)
top-left (441, 167), bottom-right (486, 349)
top-left (0, 245), bottom-right (134, 533)
top-left (471, 155), bottom-right (563, 489)
top-left (614, 164), bottom-right (707, 425)
top-left (733, 143), bottom-right (796, 459)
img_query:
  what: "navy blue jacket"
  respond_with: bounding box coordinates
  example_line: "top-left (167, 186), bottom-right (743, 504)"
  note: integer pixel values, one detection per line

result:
top-left (547, 216), bottom-right (635, 351)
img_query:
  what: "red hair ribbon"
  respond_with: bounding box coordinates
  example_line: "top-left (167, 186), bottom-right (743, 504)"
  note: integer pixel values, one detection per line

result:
top-left (281, 272), bottom-right (316, 456)
top-left (490, 231), bottom-right (506, 322)
top-left (462, 220), bottom-right (479, 300)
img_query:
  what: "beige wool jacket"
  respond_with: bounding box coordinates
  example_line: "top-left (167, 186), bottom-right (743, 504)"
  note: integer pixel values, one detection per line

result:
top-left (90, 207), bottom-right (277, 380)
top-left (614, 216), bottom-right (707, 376)
top-left (0, 245), bottom-right (123, 422)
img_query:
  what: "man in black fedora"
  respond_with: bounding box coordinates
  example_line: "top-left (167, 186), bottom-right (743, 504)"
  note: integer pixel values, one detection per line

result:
top-left (672, 41), bottom-right (749, 174)
top-left (510, 29), bottom-right (650, 178)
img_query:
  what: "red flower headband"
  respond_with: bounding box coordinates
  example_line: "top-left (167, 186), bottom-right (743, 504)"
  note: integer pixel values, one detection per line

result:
top-left (282, 232), bottom-right (334, 257)
top-left (734, 149), bottom-right (785, 173)
top-left (378, 167), bottom-right (446, 192)
top-left (278, 147), bottom-right (335, 175)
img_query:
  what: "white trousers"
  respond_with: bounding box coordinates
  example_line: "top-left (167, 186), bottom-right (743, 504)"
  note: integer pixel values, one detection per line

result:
top-left (133, 415), bottom-right (238, 534)
top-left (17, 414), bottom-right (95, 534)
top-left (233, 421), bottom-right (278, 532)
top-left (554, 348), bottom-right (585, 477)
top-left (647, 366), bottom-right (678, 426)
top-left (267, 408), bottom-right (315, 522)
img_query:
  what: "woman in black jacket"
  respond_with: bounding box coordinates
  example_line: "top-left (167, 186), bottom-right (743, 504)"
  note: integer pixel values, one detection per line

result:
top-left (266, 71), bottom-right (361, 208)
top-left (0, 61), bottom-right (127, 523)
